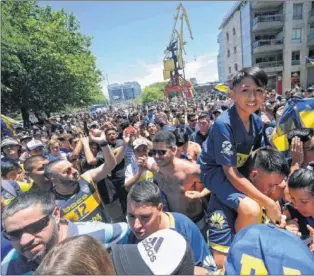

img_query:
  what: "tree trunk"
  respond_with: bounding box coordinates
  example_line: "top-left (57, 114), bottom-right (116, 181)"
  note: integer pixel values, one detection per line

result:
top-left (21, 106), bottom-right (30, 128)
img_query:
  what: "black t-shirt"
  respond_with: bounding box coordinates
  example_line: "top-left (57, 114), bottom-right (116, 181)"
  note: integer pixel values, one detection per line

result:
top-left (108, 139), bottom-right (125, 181)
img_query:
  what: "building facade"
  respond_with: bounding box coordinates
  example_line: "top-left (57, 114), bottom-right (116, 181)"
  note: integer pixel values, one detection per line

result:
top-left (108, 82), bottom-right (141, 104)
top-left (217, 0), bottom-right (314, 93)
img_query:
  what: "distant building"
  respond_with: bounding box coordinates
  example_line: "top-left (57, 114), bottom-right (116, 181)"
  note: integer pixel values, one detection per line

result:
top-left (190, 78), bottom-right (198, 85)
top-left (218, 0), bottom-right (314, 93)
top-left (108, 82), bottom-right (141, 104)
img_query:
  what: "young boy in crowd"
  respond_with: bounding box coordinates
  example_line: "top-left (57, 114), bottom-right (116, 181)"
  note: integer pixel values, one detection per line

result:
top-left (199, 67), bottom-right (284, 233)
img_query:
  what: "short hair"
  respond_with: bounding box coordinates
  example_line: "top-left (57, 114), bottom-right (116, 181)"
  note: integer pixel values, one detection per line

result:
top-left (104, 127), bottom-right (116, 135)
top-left (127, 181), bottom-right (161, 207)
top-left (35, 235), bottom-right (116, 275)
top-left (198, 112), bottom-right (209, 121)
top-left (187, 113), bottom-right (196, 120)
top-left (2, 190), bottom-right (56, 222)
top-left (288, 128), bottom-right (314, 145)
top-left (173, 129), bottom-right (188, 146)
top-left (288, 163), bottom-right (314, 197)
top-left (241, 147), bottom-right (289, 178)
top-left (44, 159), bottom-right (65, 179)
top-left (153, 131), bottom-right (176, 148)
top-left (47, 139), bottom-right (60, 149)
top-left (232, 67), bottom-right (268, 89)
top-left (24, 155), bottom-right (47, 173)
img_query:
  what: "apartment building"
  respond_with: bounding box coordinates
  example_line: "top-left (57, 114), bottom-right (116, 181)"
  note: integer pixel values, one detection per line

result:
top-left (217, 0), bottom-right (314, 93)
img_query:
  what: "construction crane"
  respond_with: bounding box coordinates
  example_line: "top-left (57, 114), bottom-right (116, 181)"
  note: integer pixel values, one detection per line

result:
top-left (163, 3), bottom-right (194, 100)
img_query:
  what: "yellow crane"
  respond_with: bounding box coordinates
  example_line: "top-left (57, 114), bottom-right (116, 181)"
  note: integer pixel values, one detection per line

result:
top-left (163, 3), bottom-right (194, 99)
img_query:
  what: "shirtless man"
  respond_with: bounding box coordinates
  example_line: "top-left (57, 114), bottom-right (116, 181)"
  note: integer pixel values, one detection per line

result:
top-left (151, 131), bottom-right (210, 238)
top-left (173, 129), bottom-right (201, 162)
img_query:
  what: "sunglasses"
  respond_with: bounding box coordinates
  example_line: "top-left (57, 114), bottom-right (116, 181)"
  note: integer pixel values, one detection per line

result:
top-left (150, 149), bottom-right (168, 156)
top-left (3, 214), bottom-right (51, 241)
top-left (189, 119), bottom-right (197, 122)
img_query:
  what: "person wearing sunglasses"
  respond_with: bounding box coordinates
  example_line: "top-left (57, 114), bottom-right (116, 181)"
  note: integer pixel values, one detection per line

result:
top-left (185, 113), bottom-right (199, 140)
top-left (1, 190), bottom-right (129, 275)
top-left (152, 131), bottom-right (210, 240)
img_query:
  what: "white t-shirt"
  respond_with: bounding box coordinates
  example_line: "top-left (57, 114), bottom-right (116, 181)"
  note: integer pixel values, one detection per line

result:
top-left (125, 156), bottom-right (155, 184)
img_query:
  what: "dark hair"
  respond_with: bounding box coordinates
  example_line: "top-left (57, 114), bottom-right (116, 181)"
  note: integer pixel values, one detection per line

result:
top-left (44, 159), bottom-right (65, 179)
top-left (187, 113), bottom-right (196, 121)
top-left (232, 67), bottom-right (268, 89)
top-left (119, 120), bottom-right (130, 131)
top-left (173, 129), bottom-right (188, 146)
top-left (105, 127), bottom-right (116, 135)
top-left (127, 181), bottom-right (161, 207)
top-left (241, 147), bottom-right (289, 178)
top-left (2, 190), bottom-right (56, 221)
top-left (24, 155), bottom-right (47, 173)
top-left (35, 235), bottom-right (116, 275)
top-left (288, 128), bottom-right (314, 145)
top-left (153, 131), bottom-right (176, 147)
top-left (288, 163), bottom-right (314, 196)
top-left (198, 112), bottom-right (209, 121)
top-left (1, 159), bottom-right (21, 176)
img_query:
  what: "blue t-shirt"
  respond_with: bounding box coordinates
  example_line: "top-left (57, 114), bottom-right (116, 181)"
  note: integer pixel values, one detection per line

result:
top-left (199, 105), bottom-right (263, 194)
top-left (1, 220), bottom-right (128, 275)
top-left (123, 212), bottom-right (217, 272)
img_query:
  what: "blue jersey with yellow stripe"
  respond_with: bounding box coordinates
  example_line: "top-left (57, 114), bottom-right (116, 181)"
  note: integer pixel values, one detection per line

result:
top-left (199, 104), bottom-right (263, 194)
top-left (54, 177), bottom-right (108, 223)
top-left (1, 220), bottom-right (128, 275)
top-left (225, 224), bottom-right (314, 275)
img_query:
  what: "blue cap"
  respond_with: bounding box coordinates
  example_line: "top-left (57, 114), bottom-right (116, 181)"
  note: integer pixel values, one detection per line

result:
top-left (225, 224), bottom-right (314, 275)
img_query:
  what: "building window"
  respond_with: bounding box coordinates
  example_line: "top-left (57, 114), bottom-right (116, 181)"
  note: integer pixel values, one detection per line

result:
top-left (229, 66), bottom-right (231, 74)
top-left (233, 28), bottom-right (236, 35)
top-left (234, 64), bottom-right (238, 71)
top-left (226, 32), bottom-right (229, 41)
top-left (292, 28), bottom-right (302, 43)
top-left (293, 3), bottom-right (303, 20)
top-left (292, 51), bottom-right (300, 65)
top-left (234, 46), bottom-right (237, 53)
top-left (227, 49), bottom-right (230, 57)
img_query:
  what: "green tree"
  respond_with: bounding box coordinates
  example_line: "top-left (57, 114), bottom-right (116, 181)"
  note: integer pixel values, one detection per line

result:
top-left (141, 81), bottom-right (167, 104)
top-left (91, 92), bottom-right (109, 105)
top-left (1, 0), bottom-right (103, 125)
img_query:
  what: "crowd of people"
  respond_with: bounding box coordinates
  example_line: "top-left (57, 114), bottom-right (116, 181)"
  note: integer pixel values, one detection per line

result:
top-left (1, 67), bottom-right (314, 275)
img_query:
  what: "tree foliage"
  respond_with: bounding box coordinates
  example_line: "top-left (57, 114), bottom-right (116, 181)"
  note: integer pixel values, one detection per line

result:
top-left (141, 81), bottom-right (167, 104)
top-left (1, 0), bottom-right (103, 123)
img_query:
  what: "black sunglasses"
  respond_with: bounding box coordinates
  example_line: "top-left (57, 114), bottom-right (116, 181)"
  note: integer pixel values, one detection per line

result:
top-left (3, 214), bottom-right (51, 241)
top-left (150, 149), bottom-right (167, 156)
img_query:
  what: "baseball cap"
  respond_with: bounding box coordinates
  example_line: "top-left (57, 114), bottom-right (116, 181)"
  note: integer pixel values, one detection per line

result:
top-left (1, 138), bottom-right (20, 149)
top-left (112, 229), bottom-right (194, 275)
top-left (133, 138), bottom-right (148, 150)
top-left (26, 139), bottom-right (44, 151)
top-left (225, 224), bottom-right (314, 275)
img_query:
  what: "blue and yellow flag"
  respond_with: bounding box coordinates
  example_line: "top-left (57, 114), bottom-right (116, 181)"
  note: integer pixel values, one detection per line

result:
top-left (1, 114), bottom-right (19, 136)
top-left (272, 98), bottom-right (314, 151)
top-left (305, 56), bottom-right (314, 66)
top-left (214, 83), bottom-right (229, 93)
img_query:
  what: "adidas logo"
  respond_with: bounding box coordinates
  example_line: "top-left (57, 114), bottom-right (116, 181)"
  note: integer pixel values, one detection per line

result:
top-left (142, 236), bottom-right (164, 263)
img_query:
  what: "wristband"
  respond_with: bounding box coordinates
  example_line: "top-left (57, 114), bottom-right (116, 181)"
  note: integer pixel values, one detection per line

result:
top-left (99, 141), bottom-right (108, 148)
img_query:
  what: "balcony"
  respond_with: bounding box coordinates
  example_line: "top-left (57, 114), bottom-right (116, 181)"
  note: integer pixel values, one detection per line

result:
top-left (253, 39), bottom-right (284, 54)
top-left (252, 14), bottom-right (284, 32)
top-left (255, 61), bottom-right (283, 73)
top-left (252, 0), bottom-right (283, 10)
top-left (309, 9), bottom-right (314, 22)
top-left (308, 33), bottom-right (314, 46)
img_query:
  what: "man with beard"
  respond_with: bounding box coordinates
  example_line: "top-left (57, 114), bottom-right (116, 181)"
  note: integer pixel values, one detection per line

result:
top-left (1, 190), bottom-right (128, 275)
top-left (44, 129), bottom-right (116, 223)
top-left (152, 131), bottom-right (210, 239)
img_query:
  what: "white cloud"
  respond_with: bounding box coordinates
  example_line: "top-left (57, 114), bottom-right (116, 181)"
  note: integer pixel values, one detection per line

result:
top-left (135, 51), bottom-right (219, 88)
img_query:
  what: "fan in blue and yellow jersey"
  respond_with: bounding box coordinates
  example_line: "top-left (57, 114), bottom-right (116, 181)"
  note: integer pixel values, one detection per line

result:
top-left (225, 224), bottom-right (314, 275)
top-left (272, 98), bottom-right (314, 152)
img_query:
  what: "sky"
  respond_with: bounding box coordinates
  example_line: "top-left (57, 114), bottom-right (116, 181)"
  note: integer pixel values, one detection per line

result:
top-left (41, 1), bottom-right (236, 97)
